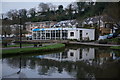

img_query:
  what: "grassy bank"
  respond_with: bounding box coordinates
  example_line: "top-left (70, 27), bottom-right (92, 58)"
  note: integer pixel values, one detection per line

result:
top-left (2, 43), bottom-right (65, 55)
top-left (110, 46), bottom-right (120, 50)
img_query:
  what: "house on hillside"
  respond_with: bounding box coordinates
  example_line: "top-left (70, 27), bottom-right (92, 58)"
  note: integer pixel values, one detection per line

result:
top-left (25, 21), bottom-right (57, 37)
top-left (82, 15), bottom-right (118, 35)
top-left (53, 20), bottom-right (80, 28)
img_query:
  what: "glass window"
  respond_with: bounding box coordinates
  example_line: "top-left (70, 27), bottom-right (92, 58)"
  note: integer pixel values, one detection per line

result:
top-left (33, 33), bottom-right (36, 39)
top-left (33, 33), bottom-right (36, 37)
top-left (37, 32), bottom-right (40, 37)
top-left (46, 33), bottom-right (50, 37)
top-left (70, 52), bottom-right (74, 56)
top-left (56, 30), bottom-right (60, 37)
top-left (70, 32), bottom-right (74, 36)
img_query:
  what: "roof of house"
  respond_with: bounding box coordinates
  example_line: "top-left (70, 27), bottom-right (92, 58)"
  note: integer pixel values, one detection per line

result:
top-left (25, 21), bottom-right (57, 25)
top-left (83, 15), bottom-right (115, 24)
top-left (32, 28), bottom-right (94, 31)
top-left (53, 20), bottom-right (79, 28)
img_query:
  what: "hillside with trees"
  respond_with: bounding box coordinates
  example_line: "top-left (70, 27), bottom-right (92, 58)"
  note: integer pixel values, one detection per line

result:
top-left (1, 1), bottom-right (120, 37)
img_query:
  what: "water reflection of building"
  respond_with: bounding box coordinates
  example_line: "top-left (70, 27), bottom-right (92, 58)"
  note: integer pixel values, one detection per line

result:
top-left (67, 48), bottom-right (95, 62)
top-left (96, 52), bottom-right (113, 65)
top-left (36, 48), bottom-right (95, 62)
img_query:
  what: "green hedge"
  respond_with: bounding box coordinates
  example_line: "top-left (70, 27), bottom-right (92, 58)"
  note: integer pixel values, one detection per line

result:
top-left (110, 46), bottom-right (120, 50)
top-left (99, 38), bottom-right (120, 44)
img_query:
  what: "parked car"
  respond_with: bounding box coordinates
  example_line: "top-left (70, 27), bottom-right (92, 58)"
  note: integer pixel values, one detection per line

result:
top-left (98, 35), bottom-right (108, 40)
top-left (107, 33), bottom-right (119, 39)
top-left (107, 33), bottom-right (113, 39)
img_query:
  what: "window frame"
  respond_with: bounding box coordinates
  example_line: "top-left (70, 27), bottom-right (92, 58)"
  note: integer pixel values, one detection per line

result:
top-left (70, 32), bottom-right (74, 37)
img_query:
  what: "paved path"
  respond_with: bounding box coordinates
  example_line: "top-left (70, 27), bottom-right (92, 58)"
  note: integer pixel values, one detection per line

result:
top-left (1, 43), bottom-right (57, 50)
top-left (69, 42), bottom-right (120, 47)
top-left (1, 46), bottom-right (34, 50)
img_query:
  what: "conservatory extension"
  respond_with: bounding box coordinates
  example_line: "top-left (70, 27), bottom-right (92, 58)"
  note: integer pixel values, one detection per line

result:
top-left (32, 28), bottom-right (95, 41)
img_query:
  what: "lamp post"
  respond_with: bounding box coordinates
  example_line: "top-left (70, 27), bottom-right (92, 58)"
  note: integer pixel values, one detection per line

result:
top-left (19, 17), bottom-right (22, 48)
top-left (17, 16), bottom-right (22, 75)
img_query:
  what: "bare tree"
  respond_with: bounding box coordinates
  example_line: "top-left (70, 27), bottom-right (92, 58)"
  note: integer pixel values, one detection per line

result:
top-left (28, 8), bottom-right (36, 17)
top-left (12, 25), bottom-right (20, 37)
top-left (2, 25), bottom-right (12, 37)
top-left (6, 9), bottom-right (19, 20)
top-left (38, 3), bottom-right (49, 12)
top-left (2, 19), bottom-right (13, 37)
top-left (18, 9), bottom-right (27, 18)
top-left (103, 2), bottom-right (120, 28)
top-left (48, 3), bottom-right (57, 11)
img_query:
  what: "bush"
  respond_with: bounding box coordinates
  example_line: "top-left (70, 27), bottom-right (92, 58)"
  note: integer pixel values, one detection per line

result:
top-left (98, 38), bottom-right (120, 44)
top-left (69, 39), bottom-right (78, 41)
top-left (110, 46), bottom-right (120, 50)
top-left (107, 38), bottom-right (120, 44)
top-left (2, 39), bottom-right (12, 47)
top-left (98, 39), bottom-right (108, 44)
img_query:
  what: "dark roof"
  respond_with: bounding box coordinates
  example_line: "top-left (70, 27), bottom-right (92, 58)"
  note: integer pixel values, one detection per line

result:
top-left (53, 20), bottom-right (79, 27)
top-left (83, 15), bottom-right (115, 24)
top-left (25, 21), bottom-right (57, 24)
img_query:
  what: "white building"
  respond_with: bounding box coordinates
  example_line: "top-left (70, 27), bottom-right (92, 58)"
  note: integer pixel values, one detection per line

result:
top-left (32, 28), bottom-right (95, 41)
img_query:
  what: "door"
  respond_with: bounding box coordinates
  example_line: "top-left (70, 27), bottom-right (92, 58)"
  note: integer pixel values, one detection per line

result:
top-left (80, 30), bottom-right (82, 40)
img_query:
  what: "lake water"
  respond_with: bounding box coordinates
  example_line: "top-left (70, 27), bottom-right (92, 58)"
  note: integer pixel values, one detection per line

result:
top-left (2, 45), bottom-right (120, 79)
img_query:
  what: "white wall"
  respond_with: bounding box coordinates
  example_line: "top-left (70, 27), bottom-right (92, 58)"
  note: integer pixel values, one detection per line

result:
top-left (68, 30), bottom-right (79, 40)
top-left (67, 49), bottom-right (80, 62)
top-left (81, 48), bottom-right (95, 60)
top-left (68, 29), bottom-right (95, 40)
top-left (82, 29), bottom-right (95, 40)
top-left (65, 48), bottom-right (95, 61)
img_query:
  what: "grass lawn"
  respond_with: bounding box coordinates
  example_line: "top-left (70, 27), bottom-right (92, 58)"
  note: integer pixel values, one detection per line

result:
top-left (110, 46), bottom-right (120, 50)
top-left (2, 43), bottom-right (65, 55)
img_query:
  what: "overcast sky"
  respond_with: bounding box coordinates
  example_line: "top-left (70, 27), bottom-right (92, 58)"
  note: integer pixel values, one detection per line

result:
top-left (1, 0), bottom-right (118, 13)
top-left (2, 0), bottom-right (76, 13)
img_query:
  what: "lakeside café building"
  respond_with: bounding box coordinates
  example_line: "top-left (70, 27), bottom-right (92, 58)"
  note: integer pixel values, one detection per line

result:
top-left (32, 28), bottom-right (95, 41)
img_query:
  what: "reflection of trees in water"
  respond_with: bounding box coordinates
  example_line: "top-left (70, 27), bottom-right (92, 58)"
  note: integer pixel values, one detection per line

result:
top-left (4, 49), bottom-right (120, 79)
top-left (95, 47), bottom-right (112, 55)
top-left (5, 57), bottom-right (20, 68)
top-left (94, 61), bottom-right (120, 78)
top-left (5, 57), bottom-right (29, 69)
top-left (83, 48), bottom-right (90, 53)
top-left (29, 59), bottom-right (36, 69)
top-left (38, 66), bottom-right (49, 75)
top-left (113, 50), bottom-right (120, 57)
top-left (75, 60), bottom-right (120, 79)
top-left (75, 61), bottom-right (94, 78)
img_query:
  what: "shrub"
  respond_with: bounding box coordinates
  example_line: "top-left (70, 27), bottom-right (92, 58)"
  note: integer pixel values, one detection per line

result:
top-left (2, 39), bottom-right (12, 47)
top-left (98, 38), bottom-right (120, 44)
top-left (110, 46), bottom-right (120, 50)
top-left (69, 39), bottom-right (78, 41)
top-left (107, 38), bottom-right (120, 44)
top-left (98, 39), bottom-right (108, 44)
